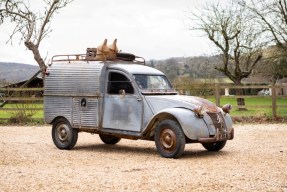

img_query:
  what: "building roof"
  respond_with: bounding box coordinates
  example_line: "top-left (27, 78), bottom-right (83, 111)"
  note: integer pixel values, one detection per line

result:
top-left (277, 78), bottom-right (287, 83)
top-left (241, 77), bottom-right (271, 84)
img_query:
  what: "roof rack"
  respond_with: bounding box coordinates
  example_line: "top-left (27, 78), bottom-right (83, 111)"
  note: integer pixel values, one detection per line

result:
top-left (49, 39), bottom-right (146, 66)
top-left (49, 52), bottom-right (145, 66)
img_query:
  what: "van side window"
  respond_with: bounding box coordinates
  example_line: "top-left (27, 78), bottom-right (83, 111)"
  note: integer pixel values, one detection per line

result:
top-left (108, 72), bottom-right (134, 94)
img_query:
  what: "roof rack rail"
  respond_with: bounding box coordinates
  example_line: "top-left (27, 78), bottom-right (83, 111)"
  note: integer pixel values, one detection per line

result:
top-left (49, 52), bottom-right (145, 66)
top-left (50, 54), bottom-right (87, 65)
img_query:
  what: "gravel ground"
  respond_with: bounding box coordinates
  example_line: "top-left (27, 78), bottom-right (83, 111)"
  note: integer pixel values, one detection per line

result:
top-left (0, 124), bottom-right (286, 192)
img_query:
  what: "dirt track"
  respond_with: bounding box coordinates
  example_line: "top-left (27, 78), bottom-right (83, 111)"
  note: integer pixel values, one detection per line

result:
top-left (0, 124), bottom-right (286, 192)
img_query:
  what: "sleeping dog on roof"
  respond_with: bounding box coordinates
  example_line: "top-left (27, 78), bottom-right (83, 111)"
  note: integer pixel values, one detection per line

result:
top-left (86, 39), bottom-right (135, 61)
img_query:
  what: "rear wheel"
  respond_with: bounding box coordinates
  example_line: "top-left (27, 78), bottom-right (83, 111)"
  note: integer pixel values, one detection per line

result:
top-left (155, 120), bottom-right (185, 158)
top-left (52, 118), bottom-right (78, 150)
top-left (202, 140), bottom-right (227, 151)
top-left (99, 134), bottom-right (121, 145)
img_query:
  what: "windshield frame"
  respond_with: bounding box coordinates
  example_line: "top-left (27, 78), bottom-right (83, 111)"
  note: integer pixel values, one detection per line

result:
top-left (133, 74), bottom-right (177, 95)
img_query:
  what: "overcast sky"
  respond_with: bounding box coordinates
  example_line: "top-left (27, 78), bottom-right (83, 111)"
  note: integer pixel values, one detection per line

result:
top-left (0, 0), bottom-right (217, 65)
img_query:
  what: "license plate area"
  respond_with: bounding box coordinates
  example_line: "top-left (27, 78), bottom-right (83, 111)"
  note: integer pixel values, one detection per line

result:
top-left (216, 130), bottom-right (227, 140)
top-left (207, 112), bottom-right (227, 138)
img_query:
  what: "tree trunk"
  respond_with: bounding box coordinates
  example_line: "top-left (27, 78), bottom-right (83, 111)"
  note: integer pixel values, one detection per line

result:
top-left (24, 41), bottom-right (47, 74)
top-left (236, 86), bottom-right (247, 111)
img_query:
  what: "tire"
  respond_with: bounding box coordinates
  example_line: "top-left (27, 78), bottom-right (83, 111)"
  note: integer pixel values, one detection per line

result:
top-left (155, 120), bottom-right (186, 158)
top-left (202, 140), bottom-right (227, 151)
top-left (99, 134), bottom-right (121, 145)
top-left (52, 118), bottom-right (78, 150)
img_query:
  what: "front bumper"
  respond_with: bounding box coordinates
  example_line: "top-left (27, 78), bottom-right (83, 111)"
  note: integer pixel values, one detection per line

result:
top-left (198, 128), bottom-right (234, 143)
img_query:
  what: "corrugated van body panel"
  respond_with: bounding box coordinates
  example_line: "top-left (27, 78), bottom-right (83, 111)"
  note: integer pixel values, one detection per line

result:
top-left (44, 96), bottom-right (72, 123)
top-left (44, 61), bottom-right (103, 125)
top-left (45, 62), bottom-right (104, 96)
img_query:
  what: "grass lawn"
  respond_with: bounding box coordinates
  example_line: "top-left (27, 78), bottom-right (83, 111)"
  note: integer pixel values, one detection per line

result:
top-left (208, 97), bottom-right (287, 117)
top-left (0, 103), bottom-right (43, 119)
top-left (0, 97), bottom-right (286, 123)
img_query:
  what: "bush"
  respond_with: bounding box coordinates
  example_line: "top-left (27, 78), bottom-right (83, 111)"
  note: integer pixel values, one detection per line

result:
top-left (8, 111), bottom-right (33, 124)
top-left (7, 101), bottom-right (38, 124)
top-left (174, 77), bottom-right (215, 98)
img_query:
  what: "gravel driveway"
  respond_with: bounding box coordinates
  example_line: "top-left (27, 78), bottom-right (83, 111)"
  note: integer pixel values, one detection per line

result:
top-left (0, 124), bottom-right (286, 192)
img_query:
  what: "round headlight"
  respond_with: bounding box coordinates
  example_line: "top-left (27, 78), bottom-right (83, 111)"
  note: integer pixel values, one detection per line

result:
top-left (222, 104), bottom-right (232, 114)
top-left (194, 105), bottom-right (205, 117)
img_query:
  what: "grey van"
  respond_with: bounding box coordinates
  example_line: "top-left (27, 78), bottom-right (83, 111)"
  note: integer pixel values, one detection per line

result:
top-left (44, 54), bottom-right (234, 158)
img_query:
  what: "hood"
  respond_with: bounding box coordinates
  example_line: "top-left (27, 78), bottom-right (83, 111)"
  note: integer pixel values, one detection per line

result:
top-left (145, 95), bottom-right (220, 113)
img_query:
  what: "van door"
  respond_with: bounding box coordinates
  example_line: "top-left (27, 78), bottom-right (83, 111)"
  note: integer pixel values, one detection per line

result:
top-left (102, 71), bottom-right (143, 132)
top-left (72, 97), bottom-right (99, 128)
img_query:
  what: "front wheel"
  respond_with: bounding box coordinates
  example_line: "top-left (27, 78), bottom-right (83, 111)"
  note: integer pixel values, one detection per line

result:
top-left (202, 140), bottom-right (227, 151)
top-left (99, 134), bottom-right (121, 145)
top-left (155, 120), bottom-right (186, 158)
top-left (52, 118), bottom-right (78, 150)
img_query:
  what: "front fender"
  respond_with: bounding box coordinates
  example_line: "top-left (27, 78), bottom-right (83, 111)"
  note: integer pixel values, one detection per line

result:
top-left (143, 108), bottom-right (210, 140)
top-left (224, 113), bottom-right (233, 130)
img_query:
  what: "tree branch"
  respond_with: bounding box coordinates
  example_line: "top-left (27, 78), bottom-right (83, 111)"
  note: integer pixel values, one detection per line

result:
top-left (0, 0), bottom-right (73, 73)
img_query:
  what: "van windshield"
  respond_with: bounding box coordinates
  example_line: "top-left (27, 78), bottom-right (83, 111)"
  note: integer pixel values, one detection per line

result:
top-left (133, 74), bottom-right (177, 95)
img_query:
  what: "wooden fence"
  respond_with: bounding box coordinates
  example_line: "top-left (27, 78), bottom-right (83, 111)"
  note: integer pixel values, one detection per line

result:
top-left (0, 87), bottom-right (44, 121)
top-left (214, 84), bottom-right (287, 118)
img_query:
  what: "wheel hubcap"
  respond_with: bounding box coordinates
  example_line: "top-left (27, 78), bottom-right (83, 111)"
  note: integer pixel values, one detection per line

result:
top-left (160, 128), bottom-right (176, 152)
top-left (57, 124), bottom-right (69, 142)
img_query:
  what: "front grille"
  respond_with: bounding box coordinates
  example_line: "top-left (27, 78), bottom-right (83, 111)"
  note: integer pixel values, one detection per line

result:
top-left (206, 112), bottom-right (227, 131)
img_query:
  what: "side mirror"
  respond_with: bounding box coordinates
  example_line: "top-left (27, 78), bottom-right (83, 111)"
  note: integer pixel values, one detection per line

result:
top-left (119, 89), bottom-right (125, 99)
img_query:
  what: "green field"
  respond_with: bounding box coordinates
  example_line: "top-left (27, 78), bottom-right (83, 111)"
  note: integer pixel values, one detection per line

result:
top-left (0, 97), bottom-right (286, 123)
top-left (208, 97), bottom-right (287, 117)
top-left (0, 103), bottom-right (43, 120)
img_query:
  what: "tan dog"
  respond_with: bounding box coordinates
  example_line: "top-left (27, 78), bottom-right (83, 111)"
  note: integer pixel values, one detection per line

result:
top-left (94, 39), bottom-right (119, 61)
top-left (95, 39), bottom-right (109, 61)
top-left (107, 39), bottom-right (118, 59)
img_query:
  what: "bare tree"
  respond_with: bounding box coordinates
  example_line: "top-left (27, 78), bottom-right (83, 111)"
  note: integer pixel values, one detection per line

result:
top-left (240, 0), bottom-right (287, 54)
top-left (0, 0), bottom-right (73, 73)
top-left (239, 0), bottom-right (287, 83)
top-left (256, 45), bottom-right (287, 81)
top-left (187, 1), bottom-right (263, 107)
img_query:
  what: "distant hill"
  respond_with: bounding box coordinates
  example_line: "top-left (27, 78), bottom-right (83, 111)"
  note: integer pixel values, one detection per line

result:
top-left (147, 55), bottom-right (225, 81)
top-left (0, 62), bottom-right (39, 86)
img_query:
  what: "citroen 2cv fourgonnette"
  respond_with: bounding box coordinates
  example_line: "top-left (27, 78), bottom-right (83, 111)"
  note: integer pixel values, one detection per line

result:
top-left (44, 39), bottom-right (234, 158)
